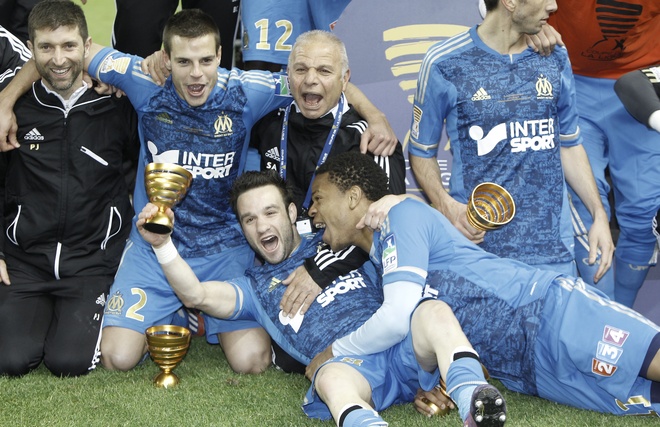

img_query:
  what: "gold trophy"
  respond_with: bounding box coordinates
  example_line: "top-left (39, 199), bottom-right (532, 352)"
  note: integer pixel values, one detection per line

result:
top-left (145, 325), bottom-right (191, 388)
top-left (466, 182), bottom-right (516, 231)
top-left (144, 163), bottom-right (193, 234)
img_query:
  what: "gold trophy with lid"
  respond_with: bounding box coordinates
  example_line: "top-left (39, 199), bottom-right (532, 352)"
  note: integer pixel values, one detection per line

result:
top-left (145, 325), bottom-right (191, 388)
top-left (144, 163), bottom-right (193, 234)
top-left (466, 182), bottom-right (516, 231)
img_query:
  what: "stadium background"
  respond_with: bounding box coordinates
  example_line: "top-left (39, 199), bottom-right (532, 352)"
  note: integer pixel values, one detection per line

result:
top-left (77, 0), bottom-right (660, 323)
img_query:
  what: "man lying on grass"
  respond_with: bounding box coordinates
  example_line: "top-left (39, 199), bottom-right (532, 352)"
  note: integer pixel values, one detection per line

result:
top-left (303, 151), bottom-right (660, 423)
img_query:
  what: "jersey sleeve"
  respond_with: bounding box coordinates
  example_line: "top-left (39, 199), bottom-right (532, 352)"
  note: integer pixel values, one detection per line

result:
top-left (238, 70), bottom-right (293, 124)
top-left (225, 278), bottom-right (256, 322)
top-left (0, 25), bottom-right (31, 90)
top-left (87, 47), bottom-right (159, 111)
top-left (555, 47), bottom-right (582, 148)
top-left (408, 51), bottom-right (456, 158)
top-left (379, 200), bottom-right (439, 287)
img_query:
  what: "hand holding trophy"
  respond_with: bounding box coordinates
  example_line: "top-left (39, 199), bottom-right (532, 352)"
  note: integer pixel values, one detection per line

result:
top-left (466, 182), bottom-right (516, 231)
top-left (144, 163), bottom-right (193, 234)
top-left (145, 324), bottom-right (191, 388)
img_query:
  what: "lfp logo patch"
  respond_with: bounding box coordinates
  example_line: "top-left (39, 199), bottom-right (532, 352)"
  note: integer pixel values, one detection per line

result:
top-left (382, 235), bottom-right (398, 274)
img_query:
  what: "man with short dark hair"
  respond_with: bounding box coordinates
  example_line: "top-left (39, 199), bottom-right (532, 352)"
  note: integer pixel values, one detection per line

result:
top-left (0, 0), bottom-right (138, 377)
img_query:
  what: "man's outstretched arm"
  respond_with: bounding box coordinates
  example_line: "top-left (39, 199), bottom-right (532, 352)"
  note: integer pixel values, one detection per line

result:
top-left (137, 203), bottom-right (239, 318)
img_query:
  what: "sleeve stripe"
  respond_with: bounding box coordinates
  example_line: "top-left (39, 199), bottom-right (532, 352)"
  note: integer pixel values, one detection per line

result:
top-left (346, 119), bottom-right (367, 134)
top-left (314, 245), bottom-right (357, 271)
top-left (373, 155), bottom-right (391, 180)
top-left (417, 31), bottom-right (470, 104)
top-left (234, 70), bottom-right (278, 89)
top-left (0, 26), bottom-right (31, 61)
top-left (0, 67), bottom-right (21, 84)
top-left (559, 125), bottom-right (580, 141)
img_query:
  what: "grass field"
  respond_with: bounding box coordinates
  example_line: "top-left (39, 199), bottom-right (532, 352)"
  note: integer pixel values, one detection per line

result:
top-left (2, 336), bottom-right (660, 427)
top-left (77, 0), bottom-right (114, 46)
top-left (4, 2), bottom-right (656, 426)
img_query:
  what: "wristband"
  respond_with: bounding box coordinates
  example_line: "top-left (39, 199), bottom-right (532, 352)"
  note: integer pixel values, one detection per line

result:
top-left (153, 239), bottom-right (178, 264)
top-left (649, 110), bottom-right (660, 133)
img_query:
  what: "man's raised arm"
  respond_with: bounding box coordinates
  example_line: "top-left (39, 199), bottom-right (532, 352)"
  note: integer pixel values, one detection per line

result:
top-left (344, 82), bottom-right (398, 156)
top-left (137, 203), bottom-right (239, 318)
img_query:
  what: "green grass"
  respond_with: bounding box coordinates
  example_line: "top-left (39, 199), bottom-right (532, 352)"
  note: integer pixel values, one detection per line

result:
top-left (77, 0), bottom-right (114, 47)
top-left (1, 337), bottom-right (658, 426)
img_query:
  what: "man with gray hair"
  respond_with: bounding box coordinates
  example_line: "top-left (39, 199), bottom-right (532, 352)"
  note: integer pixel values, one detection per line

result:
top-left (247, 29), bottom-right (406, 372)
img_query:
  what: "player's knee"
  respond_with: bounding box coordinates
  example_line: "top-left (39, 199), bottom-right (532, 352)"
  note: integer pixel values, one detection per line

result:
top-left (313, 364), bottom-right (335, 395)
top-left (100, 342), bottom-right (144, 371)
top-left (44, 353), bottom-right (94, 377)
top-left (101, 350), bottom-right (142, 371)
top-left (414, 299), bottom-right (454, 324)
top-left (313, 364), bottom-right (349, 403)
top-left (220, 328), bottom-right (272, 374)
top-left (0, 353), bottom-right (33, 377)
top-left (100, 326), bottom-right (147, 371)
top-left (225, 344), bottom-right (271, 374)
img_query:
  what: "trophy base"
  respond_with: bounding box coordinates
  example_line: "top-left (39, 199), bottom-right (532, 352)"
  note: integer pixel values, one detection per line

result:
top-left (153, 371), bottom-right (180, 388)
top-left (421, 398), bottom-right (451, 416)
top-left (144, 214), bottom-right (173, 235)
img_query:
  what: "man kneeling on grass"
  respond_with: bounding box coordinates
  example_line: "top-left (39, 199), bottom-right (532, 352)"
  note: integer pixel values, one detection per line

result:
top-left (137, 170), bottom-right (505, 427)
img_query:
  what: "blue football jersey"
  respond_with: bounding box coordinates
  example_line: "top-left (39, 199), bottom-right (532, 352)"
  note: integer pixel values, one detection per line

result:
top-left (88, 48), bottom-right (292, 257)
top-left (371, 199), bottom-right (561, 392)
top-left (229, 233), bottom-right (384, 364)
top-left (409, 26), bottom-right (580, 266)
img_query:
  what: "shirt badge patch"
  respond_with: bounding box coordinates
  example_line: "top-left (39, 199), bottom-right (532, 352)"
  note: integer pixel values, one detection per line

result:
top-left (591, 358), bottom-right (617, 377)
top-left (602, 325), bottom-right (629, 347)
top-left (411, 105), bottom-right (422, 140)
top-left (214, 113), bottom-right (233, 137)
top-left (100, 56), bottom-right (130, 75)
top-left (276, 75), bottom-right (290, 96)
top-left (596, 341), bottom-right (623, 365)
top-left (104, 291), bottom-right (125, 316)
top-left (535, 74), bottom-right (553, 99)
top-left (381, 234), bottom-right (398, 274)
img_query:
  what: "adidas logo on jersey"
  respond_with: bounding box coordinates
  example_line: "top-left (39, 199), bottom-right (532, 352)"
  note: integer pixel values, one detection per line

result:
top-left (471, 87), bottom-right (491, 101)
top-left (24, 128), bottom-right (44, 141)
top-left (265, 147), bottom-right (280, 162)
